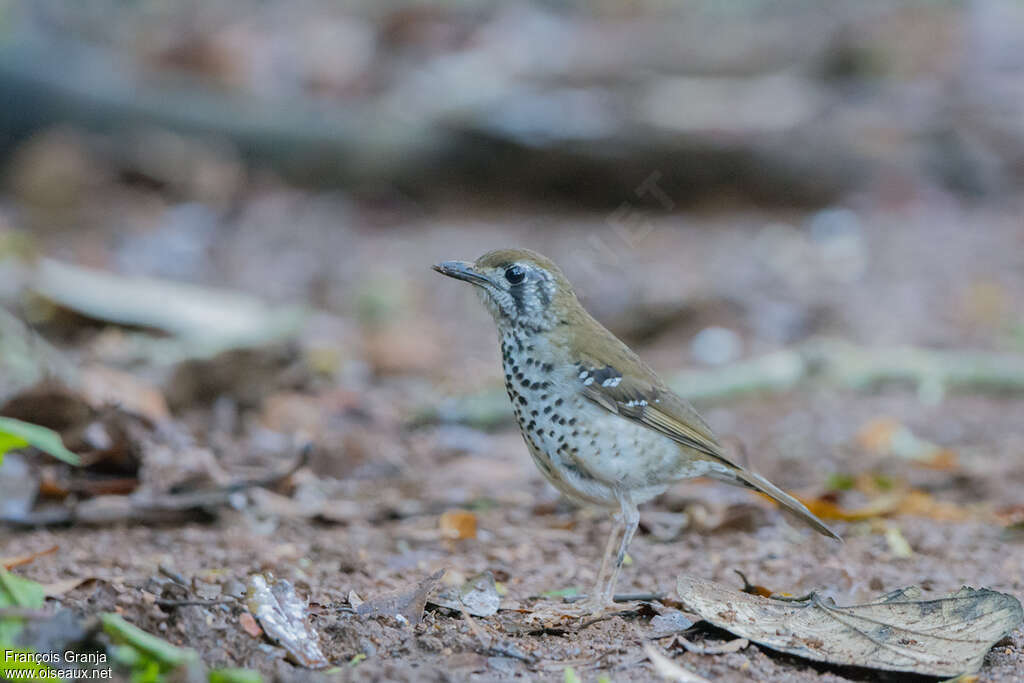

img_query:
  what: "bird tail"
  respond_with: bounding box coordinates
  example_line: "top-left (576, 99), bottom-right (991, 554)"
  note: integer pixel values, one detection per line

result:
top-left (710, 466), bottom-right (842, 542)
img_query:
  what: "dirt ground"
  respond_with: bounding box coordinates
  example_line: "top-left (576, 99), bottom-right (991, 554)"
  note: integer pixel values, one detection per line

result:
top-left (3, 198), bottom-right (1024, 681)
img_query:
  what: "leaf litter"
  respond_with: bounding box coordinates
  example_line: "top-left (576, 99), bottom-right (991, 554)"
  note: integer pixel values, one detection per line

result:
top-left (245, 573), bottom-right (329, 669)
top-left (676, 574), bottom-right (1023, 677)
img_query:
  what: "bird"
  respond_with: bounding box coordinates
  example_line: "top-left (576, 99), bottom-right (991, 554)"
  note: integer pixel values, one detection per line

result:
top-left (433, 248), bottom-right (840, 616)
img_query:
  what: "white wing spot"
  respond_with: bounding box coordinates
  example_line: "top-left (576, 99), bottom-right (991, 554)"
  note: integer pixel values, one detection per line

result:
top-left (602, 376), bottom-right (621, 387)
top-left (578, 370), bottom-right (589, 379)
top-left (583, 376), bottom-right (594, 386)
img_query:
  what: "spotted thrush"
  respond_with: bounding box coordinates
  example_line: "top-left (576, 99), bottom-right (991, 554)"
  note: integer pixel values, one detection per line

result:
top-left (434, 248), bottom-right (840, 615)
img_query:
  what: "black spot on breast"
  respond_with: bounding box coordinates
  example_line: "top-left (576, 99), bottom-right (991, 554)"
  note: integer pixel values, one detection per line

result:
top-left (521, 379), bottom-right (530, 388)
top-left (551, 413), bottom-right (560, 422)
top-left (530, 381), bottom-right (542, 390)
top-left (554, 398), bottom-right (563, 406)
top-left (542, 363), bottom-right (554, 372)
top-left (568, 418), bottom-right (577, 426)
top-left (558, 418), bottom-right (567, 425)
top-left (517, 396), bottom-right (527, 405)
top-left (530, 410), bottom-right (538, 417)
top-left (543, 406), bottom-right (551, 414)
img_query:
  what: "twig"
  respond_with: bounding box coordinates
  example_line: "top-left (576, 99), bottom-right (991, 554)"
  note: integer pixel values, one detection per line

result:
top-left (155, 599), bottom-right (235, 608)
top-left (5, 445), bottom-right (312, 528)
top-left (1, 544), bottom-right (59, 570)
top-left (461, 610), bottom-right (491, 648)
top-left (486, 643), bottom-right (536, 663)
top-left (564, 592), bottom-right (666, 604)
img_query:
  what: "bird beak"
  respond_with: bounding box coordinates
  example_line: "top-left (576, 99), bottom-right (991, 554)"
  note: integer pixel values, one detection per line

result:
top-left (432, 260), bottom-right (492, 287)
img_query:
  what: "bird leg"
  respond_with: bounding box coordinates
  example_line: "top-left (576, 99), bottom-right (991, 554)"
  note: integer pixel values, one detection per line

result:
top-left (593, 495), bottom-right (639, 611)
top-left (587, 510), bottom-right (625, 610)
top-left (527, 496), bottom-right (640, 622)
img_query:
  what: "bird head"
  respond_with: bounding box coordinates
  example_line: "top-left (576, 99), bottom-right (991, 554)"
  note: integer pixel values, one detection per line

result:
top-left (433, 248), bottom-right (577, 333)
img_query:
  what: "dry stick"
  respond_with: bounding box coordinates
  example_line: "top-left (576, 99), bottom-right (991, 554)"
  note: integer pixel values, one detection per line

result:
top-left (564, 591), bottom-right (666, 604)
top-left (8, 444), bottom-right (312, 528)
top-left (155, 599), bottom-right (235, 608)
top-left (1, 544), bottom-right (59, 570)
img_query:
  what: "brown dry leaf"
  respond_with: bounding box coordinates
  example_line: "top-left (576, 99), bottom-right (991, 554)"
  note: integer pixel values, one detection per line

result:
top-left (796, 492), bottom-right (903, 521)
top-left (40, 576), bottom-right (93, 597)
top-left (857, 416), bottom-right (902, 453)
top-left (677, 575), bottom-right (1023, 677)
top-left (440, 509), bottom-right (477, 540)
top-left (355, 569), bottom-right (445, 625)
top-left (245, 574), bottom-right (328, 669)
top-left (733, 570), bottom-right (773, 598)
top-left (797, 489), bottom-right (972, 523)
top-left (79, 366), bottom-right (169, 421)
top-left (895, 490), bottom-right (973, 521)
top-left (239, 611), bottom-right (263, 638)
top-left (856, 416), bottom-right (957, 468)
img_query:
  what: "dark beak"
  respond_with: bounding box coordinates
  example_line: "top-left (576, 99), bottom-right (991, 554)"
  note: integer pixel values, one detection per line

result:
top-left (432, 260), bottom-right (492, 286)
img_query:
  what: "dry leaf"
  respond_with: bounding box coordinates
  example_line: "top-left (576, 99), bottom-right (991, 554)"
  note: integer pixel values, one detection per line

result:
top-left (677, 575), bottom-right (1023, 677)
top-left (884, 526), bottom-right (914, 558)
top-left (430, 571), bottom-right (501, 617)
top-left (245, 574), bottom-right (328, 669)
top-left (239, 611), bottom-right (263, 638)
top-left (643, 643), bottom-right (711, 682)
top-left (797, 489), bottom-right (972, 523)
top-left (356, 569), bottom-right (445, 625)
top-left (856, 416), bottom-right (957, 468)
top-left (40, 577), bottom-right (93, 597)
top-left (440, 509), bottom-right (477, 540)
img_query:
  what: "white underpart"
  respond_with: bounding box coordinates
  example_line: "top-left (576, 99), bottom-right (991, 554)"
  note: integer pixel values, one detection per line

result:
top-left (500, 330), bottom-right (719, 509)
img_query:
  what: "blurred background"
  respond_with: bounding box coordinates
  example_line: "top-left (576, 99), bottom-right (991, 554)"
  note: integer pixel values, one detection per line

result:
top-left (2, 0), bottom-right (1024, 678)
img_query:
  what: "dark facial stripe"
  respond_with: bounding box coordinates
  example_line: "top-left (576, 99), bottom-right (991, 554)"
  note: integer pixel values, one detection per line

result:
top-left (537, 279), bottom-right (551, 308)
top-left (510, 283), bottom-right (526, 315)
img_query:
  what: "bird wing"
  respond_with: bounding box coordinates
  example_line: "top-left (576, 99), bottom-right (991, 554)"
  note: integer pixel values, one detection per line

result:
top-left (573, 353), bottom-right (740, 468)
top-left (573, 339), bottom-right (842, 541)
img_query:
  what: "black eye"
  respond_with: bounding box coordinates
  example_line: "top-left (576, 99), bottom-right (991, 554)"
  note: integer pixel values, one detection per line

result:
top-left (504, 265), bottom-right (525, 284)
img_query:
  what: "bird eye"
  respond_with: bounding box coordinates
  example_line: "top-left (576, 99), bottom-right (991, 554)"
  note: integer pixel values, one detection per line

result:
top-left (504, 265), bottom-right (525, 284)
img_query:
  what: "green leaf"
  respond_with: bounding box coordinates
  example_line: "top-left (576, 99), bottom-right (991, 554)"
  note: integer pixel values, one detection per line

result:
top-left (0, 568), bottom-right (47, 650)
top-left (0, 648), bottom-right (56, 680)
top-left (564, 666), bottom-right (582, 683)
top-left (541, 587), bottom-right (580, 598)
top-left (825, 473), bottom-right (855, 491)
top-left (209, 668), bottom-right (263, 683)
top-left (0, 417), bottom-right (80, 466)
top-left (102, 613), bottom-right (199, 681)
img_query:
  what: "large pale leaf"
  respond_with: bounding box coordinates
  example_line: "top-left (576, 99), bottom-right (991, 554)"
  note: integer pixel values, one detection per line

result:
top-left (677, 575), bottom-right (1022, 677)
top-left (246, 574), bottom-right (328, 669)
